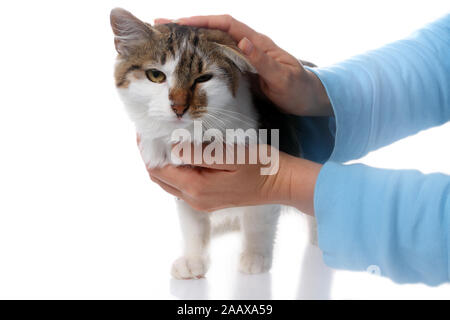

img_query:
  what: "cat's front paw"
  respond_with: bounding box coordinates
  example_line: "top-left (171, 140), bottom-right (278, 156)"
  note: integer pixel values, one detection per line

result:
top-left (171, 256), bottom-right (209, 280)
top-left (239, 252), bottom-right (272, 274)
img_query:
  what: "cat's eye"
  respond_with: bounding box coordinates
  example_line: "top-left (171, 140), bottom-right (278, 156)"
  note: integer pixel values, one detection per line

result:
top-left (195, 74), bottom-right (213, 84)
top-left (146, 69), bottom-right (166, 83)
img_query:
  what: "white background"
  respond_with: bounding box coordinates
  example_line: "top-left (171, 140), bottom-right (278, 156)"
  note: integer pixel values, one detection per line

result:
top-left (0, 0), bottom-right (449, 299)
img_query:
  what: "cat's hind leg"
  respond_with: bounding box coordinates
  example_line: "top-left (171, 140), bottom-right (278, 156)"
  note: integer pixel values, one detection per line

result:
top-left (238, 204), bottom-right (280, 274)
top-left (305, 215), bottom-right (318, 246)
top-left (171, 199), bottom-right (211, 280)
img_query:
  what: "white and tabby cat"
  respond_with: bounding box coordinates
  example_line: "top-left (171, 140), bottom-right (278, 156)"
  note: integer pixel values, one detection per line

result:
top-left (110, 8), bottom-right (312, 279)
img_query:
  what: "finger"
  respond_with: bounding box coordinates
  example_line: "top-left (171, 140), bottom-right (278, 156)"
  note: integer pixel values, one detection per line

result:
top-left (175, 147), bottom-right (237, 171)
top-left (154, 18), bottom-right (172, 25)
top-left (176, 15), bottom-right (274, 49)
top-left (149, 165), bottom-right (196, 190)
top-left (151, 175), bottom-right (183, 198)
top-left (237, 37), bottom-right (283, 82)
top-left (136, 133), bottom-right (148, 165)
top-left (172, 142), bottom-right (240, 170)
top-left (193, 162), bottom-right (238, 171)
top-left (171, 143), bottom-right (265, 171)
top-left (136, 133), bottom-right (141, 145)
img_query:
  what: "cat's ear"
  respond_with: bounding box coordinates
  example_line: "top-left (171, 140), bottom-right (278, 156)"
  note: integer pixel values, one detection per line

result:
top-left (110, 8), bottom-right (158, 56)
top-left (217, 44), bottom-right (257, 74)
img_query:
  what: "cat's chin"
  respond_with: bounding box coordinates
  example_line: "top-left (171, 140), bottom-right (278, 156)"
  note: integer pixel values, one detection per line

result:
top-left (167, 118), bottom-right (192, 126)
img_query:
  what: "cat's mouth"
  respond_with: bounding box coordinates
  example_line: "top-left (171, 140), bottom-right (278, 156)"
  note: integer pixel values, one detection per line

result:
top-left (168, 117), bottom-right (192, 126)
top-left (169, 110), bottom-right (205, 124)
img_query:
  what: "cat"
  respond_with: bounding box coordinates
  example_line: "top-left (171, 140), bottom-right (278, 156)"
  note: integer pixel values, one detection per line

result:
top-left (110, 8), bottom-right (314, 279)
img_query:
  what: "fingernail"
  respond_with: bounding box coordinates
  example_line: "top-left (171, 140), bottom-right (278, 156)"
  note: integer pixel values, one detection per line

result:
top-left (238, 37), bottom-right (254, 56)
top-left (154, 18), bottom-right (165, 25)
top-left (154, 18), bottom-right (179, 25)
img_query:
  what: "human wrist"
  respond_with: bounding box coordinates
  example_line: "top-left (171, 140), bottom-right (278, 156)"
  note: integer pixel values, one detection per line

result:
top-left (276, 155), bottom-right (322, 216)
top-left (303, 69), bottom-right (333, 116)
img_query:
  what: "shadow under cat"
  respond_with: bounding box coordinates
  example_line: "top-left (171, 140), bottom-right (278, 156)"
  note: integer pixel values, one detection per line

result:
top-left (170, 243), bottom-right (334, 300)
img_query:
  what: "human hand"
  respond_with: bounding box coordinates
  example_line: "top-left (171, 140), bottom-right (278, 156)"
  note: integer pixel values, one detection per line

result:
top-left (142, 142), bottom-right (321, 215)
top-left (155, 15), bottom-right (332, 116)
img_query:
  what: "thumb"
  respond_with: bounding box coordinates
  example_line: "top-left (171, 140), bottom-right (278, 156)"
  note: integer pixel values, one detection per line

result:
top-left (238, 37), bottom-right (282, 81)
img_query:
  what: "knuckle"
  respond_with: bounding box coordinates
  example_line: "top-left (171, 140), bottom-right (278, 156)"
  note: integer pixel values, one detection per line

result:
top-left (150, 176), bottom-right (158, 183)
top-left (256, 33), bottom-right (268, 42)
top-left (223, 14), bottom-right (234, 22)
top-left (253, 32), bottom-right (264, 44)
top-left (255, 33), bottom-right (273, 46)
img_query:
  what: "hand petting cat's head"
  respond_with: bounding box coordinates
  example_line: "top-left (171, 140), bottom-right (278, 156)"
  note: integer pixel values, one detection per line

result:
top-left (110, 8), bottom-right (256, 134)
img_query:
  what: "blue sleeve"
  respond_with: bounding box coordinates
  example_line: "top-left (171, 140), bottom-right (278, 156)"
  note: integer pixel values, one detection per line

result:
top-left (299, 14), bottom-right (450, 285)
top-left (315, 163), bottom-right (450, 286)
top-left (302, 13), bottom-right (450, 163)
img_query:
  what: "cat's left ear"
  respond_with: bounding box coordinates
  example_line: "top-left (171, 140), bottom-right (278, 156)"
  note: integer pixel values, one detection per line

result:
top-left (110, 8), bottom-right (159, 56)
top-left (217, 44), bottom-right (257, 74)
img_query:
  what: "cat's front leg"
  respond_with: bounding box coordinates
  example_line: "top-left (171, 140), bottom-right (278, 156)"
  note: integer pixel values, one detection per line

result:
top-left (239, 205), bottom-right (281, 274)
top-left (172, 199), bottom-right (211, 279)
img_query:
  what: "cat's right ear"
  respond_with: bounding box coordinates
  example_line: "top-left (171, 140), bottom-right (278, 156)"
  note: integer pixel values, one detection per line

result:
top-left (216, 44), bottom-right (257, 74)
top-left (110, 8), bottom-right (157, 56)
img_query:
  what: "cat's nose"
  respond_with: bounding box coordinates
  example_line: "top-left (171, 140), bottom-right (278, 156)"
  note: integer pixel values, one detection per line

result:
top-left (171, 104), bottom-right (189, 118)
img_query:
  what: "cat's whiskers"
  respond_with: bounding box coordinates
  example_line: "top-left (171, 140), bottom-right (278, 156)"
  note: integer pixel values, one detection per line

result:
top-left (207, 113), bottom-right (246, 131)
top-left (207, 107), bottom-right (256, 123)
top-left (201, 117), bottom-right (213, 131)
top-left (207, 107), bottom-right (256, 122)
top-left (202, 118), bottom-right (227, 141)
top-left (207, 110), bottom-right (257, 129)
top-left (203, 113), bottom-right (228, 130)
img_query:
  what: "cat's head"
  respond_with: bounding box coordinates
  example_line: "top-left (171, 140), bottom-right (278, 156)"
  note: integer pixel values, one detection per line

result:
top-left (110, 8), bottom-right (256, 133)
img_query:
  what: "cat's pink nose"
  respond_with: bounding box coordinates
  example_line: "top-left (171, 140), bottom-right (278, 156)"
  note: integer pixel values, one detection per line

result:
top-left (171, 104), bottom-right (189, 118)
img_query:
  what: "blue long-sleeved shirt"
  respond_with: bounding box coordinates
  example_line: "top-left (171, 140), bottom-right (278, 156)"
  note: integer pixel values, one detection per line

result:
top-left (298, 14), bottom-right (450, 286)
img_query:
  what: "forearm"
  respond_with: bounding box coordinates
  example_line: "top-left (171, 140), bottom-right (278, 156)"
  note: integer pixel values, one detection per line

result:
top-left (303, 14), bottom-right (450, 162)
top-left (315, 162), bottom-right (450, 285)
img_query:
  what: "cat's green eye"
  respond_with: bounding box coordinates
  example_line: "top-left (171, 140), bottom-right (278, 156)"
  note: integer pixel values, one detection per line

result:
top-left (195, 74), bottom-right (213, 84)
top-left (146, 69), bottom-right (166, 83)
